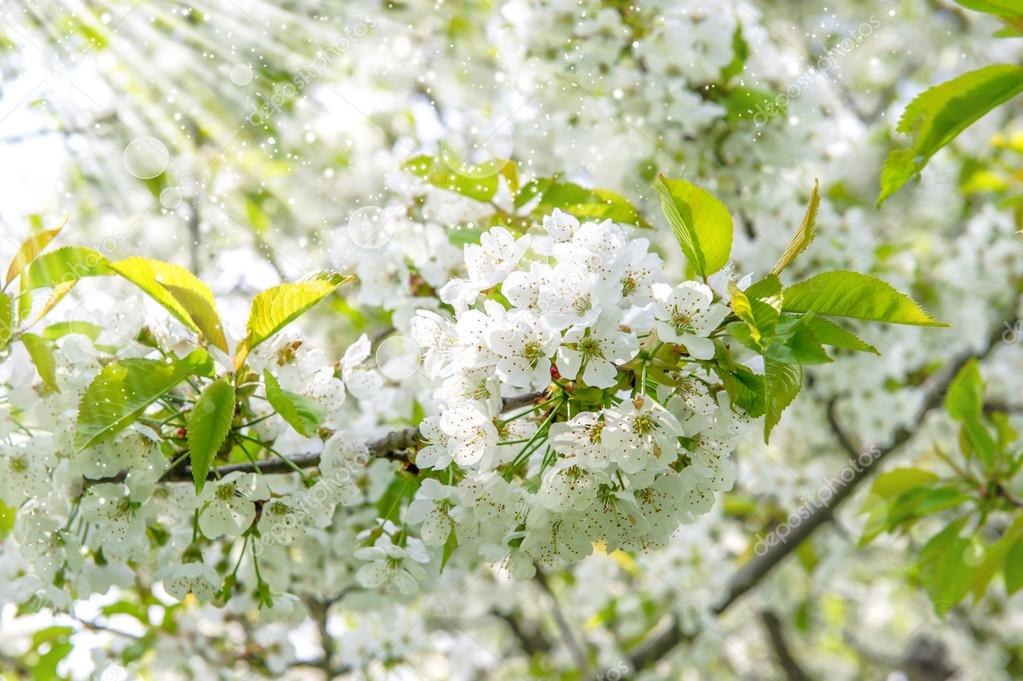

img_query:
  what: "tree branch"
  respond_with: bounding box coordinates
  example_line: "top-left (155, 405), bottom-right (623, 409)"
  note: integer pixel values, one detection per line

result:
top-left (492, 610), bottom-right (553, 657)
top-left (160, 391), bottom-right (547, 482)
top-left (535, 571), bottom-right (591, 675)
top-left (760, 610), bottom-right (812, 681)
top-left (620, 302), bottom-right (1016, 678)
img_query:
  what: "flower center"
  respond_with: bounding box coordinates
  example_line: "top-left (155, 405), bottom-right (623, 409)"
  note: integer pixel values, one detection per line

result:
top-left (10, 455), bottom-right (28, 474)
top-left (671, 307), bottom-right (692, 332)
top-left (215, 484), bottom-right (237, 501)
top-left (523, 341), bottom-right (546, 366)
top-left (578, 336), bottom-right (602, 361)
top-left (632, 413), bottom-right (657, 436)
top-left (621, 276), bottom-right (637, 297)
top-left (572, 294), bottom-right (591, 315)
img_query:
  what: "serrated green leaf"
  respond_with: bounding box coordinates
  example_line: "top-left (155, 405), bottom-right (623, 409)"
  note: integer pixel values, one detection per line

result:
top-left (654, 175), bottom-right (733, 278)
top-left (75, 349), bottom-right (214, 450)
top-left (22, 280), bottom-right (76, 325)
top-left (801, 316), bottom-right (879, 354)
top-left (888, 486), bottom-right (971, 529)
top-left (722, 86), bottom-right (785, 123)
top-left (110, 257), bottom-right (227, 352)
top-left (20, 333), bottom-right (58, 393)
top-left (440, 525), bottom-right (459, 573)
top-left (264, 371), bottom-right (326, 438)
top-left (41, 321), bottom-right (103, 342)
top-left (763, 357), bottom-right (802, 441)
top-left (745, 274), bottom-right (782, 300)
top-left (945, 358), bottom-right (984, 422)
top-left (918, 519), bottom-right (975, 615)
top-left (869, 468), bottom-right (941, 501)
top-left (235, 271), bottom-right (352, 369)
top-left (1005, 539), bottom-right (1023, 594)
top-left (4, 218), bottom-right (66, 287)
top-left (188, 380), bottom-right (236, 492)
top-left (726, 321), bottom-right (760, 354)
top-left (719, 363), bottom-right (765, 417)
top-left (971, 516), bottom-right (1023, 599)
top-left (771, 180), bottom-right (820, 275)
top-left (767, 325), bottom-right (832, 365)
top-left (945, 359), bottom-right (997, 468)
top-left (878, 65), bottom-right (1023, 205)
top-left (0, 499), bottom-right (15, 540)
top-left (20, 245), bottom-right (112, 291)
top-left (403, 154), bottom-right (501, 202)
top-left (729, 281), bottom-right (780, 346)
top-left (952, 0), bottom-right (1023, 17)
top-left (720, 23), bottom-right (749, 84)
top-left (519, 178), bottom-right (650, 228)
top-left (781, 271), bottom-right (946, 326)
top-left (0, 292), bottom-right (12, 349)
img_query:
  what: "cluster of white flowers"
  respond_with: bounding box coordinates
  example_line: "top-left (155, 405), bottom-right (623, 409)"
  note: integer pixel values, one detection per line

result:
top-left (0, 210), bottom-right (752, 640)
top-left (402, 211), bottom-right (745, 579)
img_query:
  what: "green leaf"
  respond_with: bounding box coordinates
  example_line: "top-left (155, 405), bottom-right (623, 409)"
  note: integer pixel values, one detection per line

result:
top-left (763, 357), bottom-right (802, 441)
top-left (4, 218), bottom-right (66, 287)
top-left (1005, 539), bottom-right (1023, 595)
top-left (722, 87), bottom-right (785, 123)
top-left (22, 280), bottom-right (76, 326)
top-left (720, 363), bottom-right (765, 417)
top-left (766, 324), bottom-right (832, 365)
top-left (952, 0), bottom-right (1023, 17)
top-left (918, 519), bottom-right (975, 615)
top-left (781, 271), bottom-right (946, 326)
top-left (878, 65), bottom-right (1023, 205)
top-left (971, 516), bottom-right (1023, 599)
top-left (945, 358), bottom-right (984, 422)
top-left (945, 359), bottom-right (997, 467)
top-left (403, 154), bottom-right (500, 202)
top-left (0, 292), bottom-right (12, 349)
top-left (771, 180), bottom-right (820, 275)
top-left (726, 322), bottom-right (760, 354)
top-left (801, 316), bottom-right (879, 354)
top-left (653, 175), bottom-right (733, 278)
top-left (868, 468), bottom-right (941, 501)
top-left (440, 525), bottom-right (459, 573)
top-left (20, 245), bottom-right (112, 291)
top-left (235, 271), bottom-right (353, 369)
top-left (75, 349), bottom-right (214, 450)
top-left (961, 420), bottom-right (998, 469)
top-left (20, 333), bottom-right (58, 393)
top-left (886, 485), bottom-right (971, 529)
top-left (0, 500), bottom-right (15, 540)
top-left (110, 257), bottom-right (228, 352)
top-left (41, 321), bottom-right (103, 342)
top-left (519, 178), bottom-right (650, 228)
top-left (187, 380), bottom-right (236, 493)
top-left (745, 274), bottom-right (782, 300)
top-left (720, 23), bottom-right (749, 84)
top-left (728, 282), bottom-right (779, 346)
top-left (263, 371), bottom-right (326, 438)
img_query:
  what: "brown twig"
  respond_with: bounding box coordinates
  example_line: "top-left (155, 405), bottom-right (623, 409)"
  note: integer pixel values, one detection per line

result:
top-left (535, 571), bottom-right (590, 675)
top-left (159, 391), bottom-right (547, 482)
top-left (760, 610), bottom-right (812, 681)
